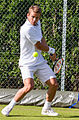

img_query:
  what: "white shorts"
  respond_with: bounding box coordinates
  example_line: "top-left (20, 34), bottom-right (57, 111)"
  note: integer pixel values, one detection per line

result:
top-left (20, 62), bottom-right (56, 83)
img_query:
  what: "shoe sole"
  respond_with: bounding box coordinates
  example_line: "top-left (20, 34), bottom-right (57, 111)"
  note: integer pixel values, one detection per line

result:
top-left (41, 112), bottom-right (59, 116)
top-left (1, 111), bottom-right (9, 116)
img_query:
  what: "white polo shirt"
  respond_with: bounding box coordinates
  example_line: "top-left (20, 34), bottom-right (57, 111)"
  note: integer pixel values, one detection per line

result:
top-left (19, 19), bottom-right (46, 66)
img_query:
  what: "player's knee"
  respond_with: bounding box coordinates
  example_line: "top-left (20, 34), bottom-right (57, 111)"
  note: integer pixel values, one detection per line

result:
top-left (50, 83), bottom-right (58, 89)
top-left (24, 84), bottom-right (34, 93)
top-left (55, 83), bottom-right (58, 88)
top-left (27, 84), bottom-right (34, 91)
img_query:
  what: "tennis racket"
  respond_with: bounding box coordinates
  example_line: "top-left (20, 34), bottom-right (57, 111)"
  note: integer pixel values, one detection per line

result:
top-left (50, 53), bottom-right (63, 74)
top-left (53, 58), bottom-right (63, 74)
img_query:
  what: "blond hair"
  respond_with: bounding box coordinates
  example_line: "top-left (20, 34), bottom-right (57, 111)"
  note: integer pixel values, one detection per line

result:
top-left (29, 5), bottom-right (41, 14)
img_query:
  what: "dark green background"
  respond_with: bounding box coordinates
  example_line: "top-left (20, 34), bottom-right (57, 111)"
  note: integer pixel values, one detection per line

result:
top-left (0, 0), bottom-right (79, 90)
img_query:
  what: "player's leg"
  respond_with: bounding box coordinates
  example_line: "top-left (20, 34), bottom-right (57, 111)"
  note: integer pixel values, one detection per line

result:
top-left (42, 78), bottom-right (58, 110)
top-left (45, 78), bottom-right (58, 102)
top-left (42, 78), bottom-right (59, 116)
top-left (14, 78), bottom-right (34, 102)
top-left (1, 66), bottom-right (34, 116)
top-left (1, 78), bottom-right (34, 116)
top-left (36, 63), bottom-right (59, 116)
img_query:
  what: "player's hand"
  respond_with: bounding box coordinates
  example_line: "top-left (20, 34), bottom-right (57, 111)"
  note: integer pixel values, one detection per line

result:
top-left (49, 53), bottom-right (56, 61)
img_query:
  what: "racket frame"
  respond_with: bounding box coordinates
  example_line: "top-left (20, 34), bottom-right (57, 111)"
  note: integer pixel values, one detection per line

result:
top-left (54, 58), bottom-right (63, 74)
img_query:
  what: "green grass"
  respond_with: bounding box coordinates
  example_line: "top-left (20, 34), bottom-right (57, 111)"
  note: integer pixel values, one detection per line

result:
top-left (0, 105), bottom-right (79, 120)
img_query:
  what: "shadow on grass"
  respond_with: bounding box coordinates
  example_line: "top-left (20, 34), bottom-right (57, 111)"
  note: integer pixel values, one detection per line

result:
top-left (8, 114), bottom-right (79, 118)
top-left (66, 116), bottom-right (79, 118)
top-left (9, 115), bottom-right (53, 117)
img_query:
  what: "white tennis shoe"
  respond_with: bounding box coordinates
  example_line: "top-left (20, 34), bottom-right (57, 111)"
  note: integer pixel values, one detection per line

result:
top-left (41, 107), bottom-right (59, 116)
top-left (1, 105), bottom-right (13, 116)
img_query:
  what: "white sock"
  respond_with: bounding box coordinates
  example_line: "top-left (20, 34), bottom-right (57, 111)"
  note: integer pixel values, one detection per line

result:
top-left (43, 100), bottom-right (52, 110)
top-left (9, 99), bottom-right (16, 108)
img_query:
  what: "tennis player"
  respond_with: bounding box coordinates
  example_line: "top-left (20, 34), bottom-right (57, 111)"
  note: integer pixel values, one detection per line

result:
top-left (1, 5), bottom-right (59, 116)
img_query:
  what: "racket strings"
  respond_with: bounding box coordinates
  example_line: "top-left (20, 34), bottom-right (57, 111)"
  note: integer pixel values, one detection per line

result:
top-left (54, 59), bottom-right (63, 74)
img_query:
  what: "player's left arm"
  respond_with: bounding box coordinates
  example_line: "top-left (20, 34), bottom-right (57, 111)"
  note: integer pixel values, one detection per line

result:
top-left (35, 37), bottom-right (56, 61)
top-left (35, 37), bottom-right (49, 52)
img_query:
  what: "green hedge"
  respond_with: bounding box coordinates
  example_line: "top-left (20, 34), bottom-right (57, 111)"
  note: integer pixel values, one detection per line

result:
top-left (65, 0), bottom-right (79, 91)
top-left (0, 0), bottom-right (35, 88)
top-left (0, 0), bottom-right (79, 90)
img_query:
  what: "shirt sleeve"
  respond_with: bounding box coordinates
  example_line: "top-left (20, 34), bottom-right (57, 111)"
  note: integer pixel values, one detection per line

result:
top-left (26, 21), bottom-right (43, 45)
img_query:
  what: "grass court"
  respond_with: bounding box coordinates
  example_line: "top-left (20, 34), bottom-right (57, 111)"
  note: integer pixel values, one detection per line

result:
top-left (0, 105), bottom-right (79, 120)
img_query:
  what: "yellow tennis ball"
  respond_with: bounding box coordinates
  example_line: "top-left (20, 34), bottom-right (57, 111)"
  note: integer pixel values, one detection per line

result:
top-left (33, 52), bottom-right (38, 57)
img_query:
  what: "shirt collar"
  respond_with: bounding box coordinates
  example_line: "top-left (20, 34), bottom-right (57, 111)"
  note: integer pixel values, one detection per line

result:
top-left (26, 19), bottom-right (38, 26)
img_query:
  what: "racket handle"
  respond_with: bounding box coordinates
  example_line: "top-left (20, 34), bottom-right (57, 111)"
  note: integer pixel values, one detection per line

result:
top-left (50, 53), bottom-right (57, 65)
top-left (50, 53), bottom-right (53, 56)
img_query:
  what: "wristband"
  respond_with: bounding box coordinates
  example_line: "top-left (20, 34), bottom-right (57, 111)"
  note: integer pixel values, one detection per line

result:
top-left (48, 47), bottom-right (55, 54)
